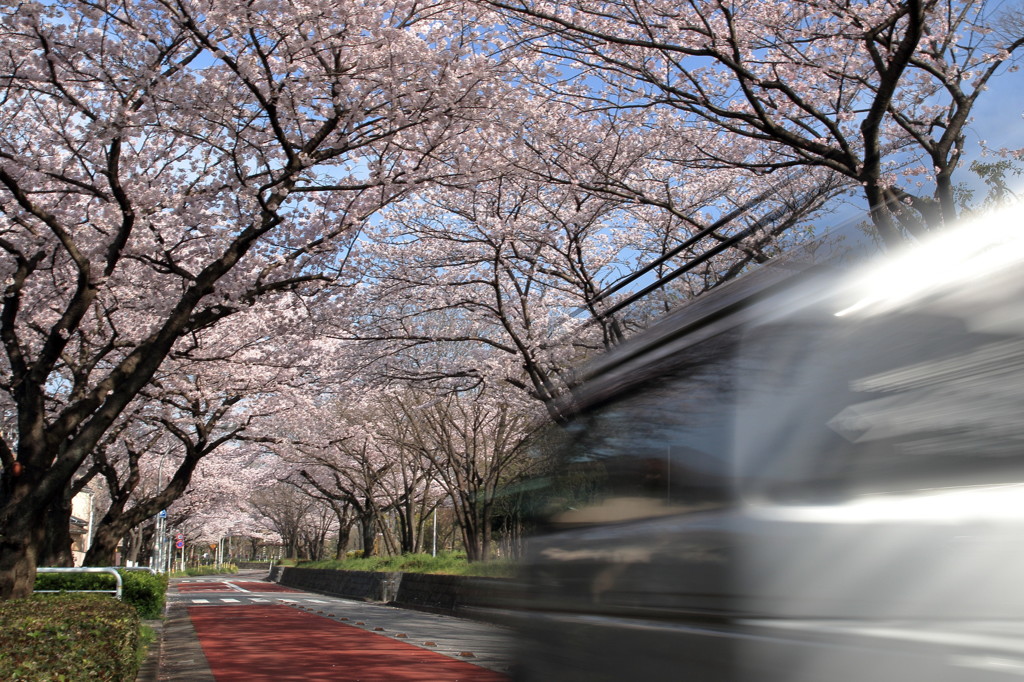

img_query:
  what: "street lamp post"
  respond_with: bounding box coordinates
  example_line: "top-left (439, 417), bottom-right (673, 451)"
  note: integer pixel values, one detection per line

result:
top-left (152, 453), bottom-right (167, 573)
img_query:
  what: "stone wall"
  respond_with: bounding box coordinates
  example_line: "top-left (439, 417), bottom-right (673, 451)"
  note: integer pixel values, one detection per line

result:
top-left (236, 561), bottom-right (273, 570)
top-left (273, 567), bottom-right (402, 602)
top-left (394, 572), bottom-right (464, 613)
top-left (270, 567), bottom-right (524, 616)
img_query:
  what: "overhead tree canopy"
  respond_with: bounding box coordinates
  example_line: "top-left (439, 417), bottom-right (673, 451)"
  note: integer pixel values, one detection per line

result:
top-left (487, 0), bottom-right (1024, 244)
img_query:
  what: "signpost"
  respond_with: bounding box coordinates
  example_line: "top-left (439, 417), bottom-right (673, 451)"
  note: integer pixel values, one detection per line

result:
top-left (173, 533), bottom-right (184, 572)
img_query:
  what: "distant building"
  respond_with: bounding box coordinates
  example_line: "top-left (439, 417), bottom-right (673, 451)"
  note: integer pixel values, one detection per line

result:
top-left (70, 485), bottom-right (96, 566)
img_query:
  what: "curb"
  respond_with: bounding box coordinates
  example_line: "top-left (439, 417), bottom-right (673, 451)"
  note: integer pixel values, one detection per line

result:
top-left (147, 602), bottom-right (216, 682)
top-left (134, 618), bottom-right (164, 682)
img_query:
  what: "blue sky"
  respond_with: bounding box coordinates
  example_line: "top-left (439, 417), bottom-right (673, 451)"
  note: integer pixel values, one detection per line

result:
top-left (969, 70), bottom-right (1024, 165)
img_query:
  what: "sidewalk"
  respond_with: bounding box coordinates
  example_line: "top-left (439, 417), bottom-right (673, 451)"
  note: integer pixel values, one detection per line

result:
top-left (138, 602), bottom-right (215, 682)
top-left (138, 573), bottom-right (515, 681)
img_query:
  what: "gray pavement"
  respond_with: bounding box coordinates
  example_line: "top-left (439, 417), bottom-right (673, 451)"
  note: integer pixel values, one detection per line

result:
top-left (138, 571), bottom-right (516, 681)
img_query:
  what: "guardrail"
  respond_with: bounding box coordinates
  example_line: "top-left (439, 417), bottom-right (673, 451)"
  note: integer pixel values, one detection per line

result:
top-left (36, 567), bottom-right (123, 600)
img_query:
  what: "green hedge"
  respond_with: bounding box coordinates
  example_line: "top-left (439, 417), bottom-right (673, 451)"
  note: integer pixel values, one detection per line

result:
top-left (0, 593), bottom-right (140, 681)
top-left (34, 569), bottom-right (168, 619)
top-left (299, 552), bottom-right (517, 577)
top-left (177, 563), bottom-right (238, 577)
top-left (119, 571), bottom-right (168, 619)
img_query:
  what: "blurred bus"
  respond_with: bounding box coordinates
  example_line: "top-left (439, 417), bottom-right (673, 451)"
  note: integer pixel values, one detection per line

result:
top-left (513, 205), bottom-right (1024, 681)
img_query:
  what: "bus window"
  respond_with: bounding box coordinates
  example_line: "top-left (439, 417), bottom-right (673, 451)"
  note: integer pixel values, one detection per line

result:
top-left (537, 330), bottom-right (742, 526)
top-left (735, 310), bottom-right (1024, 501)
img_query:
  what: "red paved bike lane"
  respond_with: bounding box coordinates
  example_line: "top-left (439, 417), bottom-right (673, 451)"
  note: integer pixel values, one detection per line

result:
top-left (187, 603), bottom-right (511, 681)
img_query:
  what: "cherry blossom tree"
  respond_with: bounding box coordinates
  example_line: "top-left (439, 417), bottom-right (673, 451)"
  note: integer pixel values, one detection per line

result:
top-left (289, 419), bottom-right (403, 559)
top-left (249, 482), bottom-right (337, 561)
top-left (291, 484), bottom-right (357, 561)
top-left (80, 295), bottom-right (342, 564)
top-left (269, 384), bottom-right (502, 558)
top-left (488, 0), bottom-right (1024, 245)
top-left (382, 386), bottom-right (542, 561)
top-left (340, 80), bottom-right (846, 421)
top-left (367, 391), bottom-right (452, 554)
top-left (165, 445), bottom-right (279, 560)
top-left (347, 177), bottom-right (839, 418)
top-left (0, 0), bottom-right (502, 598)
top-left (82, 371), bottom-right (283, 566)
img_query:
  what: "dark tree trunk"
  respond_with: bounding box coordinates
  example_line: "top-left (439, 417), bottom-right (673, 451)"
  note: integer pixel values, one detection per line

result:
top-left (334, 522), bottom-right (353, 560)
top-left (136, 525), bottom-right (156, 566)
top-left (248, 536), bottom-right (260, 561)
top-left (0, 462), bottom-right (53, 599)
top-left (359, 514), bottom-right (377, 557)
top-left (39, 497), bottom-right (75, 567)
top-left (0, 508), bottom-right (45, 600)
top-left (395, 499), bottom-right (416, 554)
top-left (125, 526), bottom-right (143, 565)
top-left (84, 523), bottom-right (122, 567)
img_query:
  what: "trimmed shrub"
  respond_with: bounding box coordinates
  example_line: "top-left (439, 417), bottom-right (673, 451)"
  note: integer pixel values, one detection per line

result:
top-left (181, 563), bottom-right (238, 577)
top-left (0, 593), bottom-right (140, 681)
top-left (34, 570), bottom-right (118, 594)
top-left (119, 570), bottom-right (168, 619)
top-left (300, 552), bottom-right (517, 577)
top-left (34, 569), bottom-right (168, 619)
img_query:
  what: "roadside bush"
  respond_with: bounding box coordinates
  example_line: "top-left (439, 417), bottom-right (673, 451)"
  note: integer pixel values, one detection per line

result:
top-left (119, 570), bottom-right (168, 619)
top-left (34, 570), bottom-right (116, 594)
top-left (175, 563), bottom-right (238, 577)
top-left (34, 569), bottom-right (168, 619)
top-left (0, 593), bottom-right (139, 681)
top-left (300, 552), bottom-right (517, 577)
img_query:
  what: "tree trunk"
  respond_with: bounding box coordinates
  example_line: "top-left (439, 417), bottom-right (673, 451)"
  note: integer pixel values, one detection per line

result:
top-left (0, 509), bottom-right (45, 600)
top-left (863, 182), bottom-right (905, 248)
top-left (459, 507), bottom-right (483, 562)
top-left (334, 522), bottom-right (352, 560)
top-left (126, 526), bottom-right (143, 565)
top-left (39, 497), bottom-right (75, 568)
top-left (481, 501), bottom-right (493, 562)
top-left (83, 523), bottom-right (122, 567)
top-left (137, 525), bottom-right (156, 566)
top-left (0, 458), bottom-right (58, 599)
top-left (377, 514), bottom-right (398, 556)
top-left (359, 515), bottom-right (377, 557)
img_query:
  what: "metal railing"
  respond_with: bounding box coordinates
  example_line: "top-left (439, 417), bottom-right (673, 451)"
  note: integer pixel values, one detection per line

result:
top-left (36, 567), bottom-right (123, 600)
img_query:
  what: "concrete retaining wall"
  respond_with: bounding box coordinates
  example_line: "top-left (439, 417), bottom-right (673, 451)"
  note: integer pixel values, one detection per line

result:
top-left (236, 561), bottom-right (273, 570)
top-left (271, 567), bottom-right (524, 616)
top-left (273, 567), bottom-right (402, 602)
